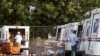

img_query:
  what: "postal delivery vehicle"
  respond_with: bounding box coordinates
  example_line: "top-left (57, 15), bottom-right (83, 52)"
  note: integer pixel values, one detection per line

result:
top-left (78, 19), bottom-right (91, 55)
top-left (56, 22), bottom-right (84, 56)
top-left (0, 26), bottom-right (30, 55)
top-left (82, 8), bottom-right (100, 56)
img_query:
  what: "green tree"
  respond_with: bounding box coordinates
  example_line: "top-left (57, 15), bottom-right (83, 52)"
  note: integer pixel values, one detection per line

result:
top-left (0, 0), bottom-right (100, 39)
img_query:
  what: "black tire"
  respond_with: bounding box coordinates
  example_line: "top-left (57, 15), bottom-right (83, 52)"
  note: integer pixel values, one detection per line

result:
top-left (65, 50), bottom-right (85, 56)
top-left (82, 54), bottom-right (88, 56)
top-left (65, 50), bottom-right (71, 56)
top-left (76, 51), bottom-right (85, 56)
top-left (82, 54), bottom-right (97, 56)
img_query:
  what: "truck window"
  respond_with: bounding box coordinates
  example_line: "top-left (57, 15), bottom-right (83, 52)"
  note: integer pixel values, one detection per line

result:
top-left (93, 19), bottom-right (99, 33)
top-left (77, 25), bottom-right (83, 38)
top-left (86, 20), bottom-right (91, 37)
top-left (57, 28), bottom-right (61, 40)
top-left (86, 26), bottom-right (90, 36)
top-left (92, 13), bottom-right (100, 34)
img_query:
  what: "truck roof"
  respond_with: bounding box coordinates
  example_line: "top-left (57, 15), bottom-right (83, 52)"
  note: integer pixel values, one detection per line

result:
top-left (2, 26), bottom-right (29, 28)
top-left (91, 8), bottom-right (100, 14)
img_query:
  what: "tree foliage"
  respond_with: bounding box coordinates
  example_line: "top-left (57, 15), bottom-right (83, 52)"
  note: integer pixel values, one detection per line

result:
top-left (0, 0), bottom-right (100, 38)
top-left (0, 0), bottom-right (100, 25)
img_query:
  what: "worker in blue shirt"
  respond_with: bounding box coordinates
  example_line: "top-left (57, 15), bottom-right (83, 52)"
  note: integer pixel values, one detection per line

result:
top-left (69, 30), bottom-right (78, 56)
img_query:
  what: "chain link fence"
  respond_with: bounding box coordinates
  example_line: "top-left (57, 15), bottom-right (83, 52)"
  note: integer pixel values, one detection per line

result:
top-left (29, 41), bottom-right (65, 56)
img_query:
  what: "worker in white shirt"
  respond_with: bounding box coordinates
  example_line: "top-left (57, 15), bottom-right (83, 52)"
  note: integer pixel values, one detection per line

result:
top-left (69, 30), bottom-right (78, 56)
top-left (14, 31), bottom-right (22, 47)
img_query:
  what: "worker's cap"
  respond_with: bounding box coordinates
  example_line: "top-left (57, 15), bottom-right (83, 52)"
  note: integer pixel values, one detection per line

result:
top-left (17, 31), bottom-right (21, 34)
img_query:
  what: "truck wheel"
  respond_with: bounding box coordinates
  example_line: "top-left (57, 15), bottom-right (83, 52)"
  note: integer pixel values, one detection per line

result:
top-left (65, 50), bottom-right (71, 56)
top-left (82, 54), bottom-right (93, 56)
top-left (76, 51), bottom-right (85, 56)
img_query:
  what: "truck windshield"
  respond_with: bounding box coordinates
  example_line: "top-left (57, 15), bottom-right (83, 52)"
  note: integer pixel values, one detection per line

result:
top-left (57, 28), bottom-right (61, 40)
